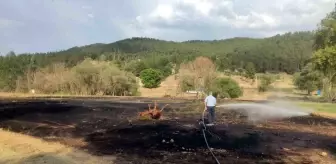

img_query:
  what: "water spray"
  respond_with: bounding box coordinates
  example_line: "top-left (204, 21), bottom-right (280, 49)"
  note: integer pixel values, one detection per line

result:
top-left (217, 101), bottom-right (312, 123)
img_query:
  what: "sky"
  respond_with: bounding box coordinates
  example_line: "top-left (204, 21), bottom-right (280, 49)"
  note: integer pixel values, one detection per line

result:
top-left (0, 0), bottom-right (335, 54)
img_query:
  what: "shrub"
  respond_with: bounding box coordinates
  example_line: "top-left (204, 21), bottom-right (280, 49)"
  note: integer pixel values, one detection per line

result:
top-left (257, 74), bottom-right (274, 92)
top-left (244, 62), bottom-right (256, 80)
top-left (143, 57), bottom-right (173, 78)
top-left (179, 75), bottom-right (195, 92)
top-left (124, 60), bottom-right (147, 77)
top-left (140, 68), bottom-right (163, 88)
top-left (31, 59), bottom-right (139, 96)
top-left (210, 77), bottom-right (243, 99)
top-left (178, 56), bottom-right (217, 93)
top-left (293, 64), bottom-right (323, 95)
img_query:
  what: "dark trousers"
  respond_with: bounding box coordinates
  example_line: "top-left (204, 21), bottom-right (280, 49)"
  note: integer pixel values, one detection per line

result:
top-left (206, 106), bottom-right (215, 123)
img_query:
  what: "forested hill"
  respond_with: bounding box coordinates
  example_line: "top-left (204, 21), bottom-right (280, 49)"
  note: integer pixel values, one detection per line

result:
top-left (30, 31), bottom-right (313, 62)
top-left (0, 31), bottom-right (313, 91)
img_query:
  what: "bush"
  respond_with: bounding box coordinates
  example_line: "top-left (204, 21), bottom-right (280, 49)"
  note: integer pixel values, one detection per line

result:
top-left (210, 77), bottom-right (243, 98)
top-left (140, 68), bottom-right (163, 88)
top-left (143, 57), bottom-right (173, 78)
top-left (31, 59), bottom-right (139, 96)
top-left (257, 74), bottom-right (273, 92)
top-left (178, 56), bottom-right (217, 94)
top-left (179, 75), bottom-right (195, 92)
top-left (123, 60), bottom-right (147, 77)
top-left (244, 62), bottom-right (256, 80)
top-left (293, 64), bottom-right (323, 95)
top-left (258, 83), bottom-right (269, 92)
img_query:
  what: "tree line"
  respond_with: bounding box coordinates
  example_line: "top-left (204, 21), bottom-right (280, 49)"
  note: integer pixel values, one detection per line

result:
top-left (5, 4), bottom-right (336, 98)
top-left (0, 31), bottom-right (314, 93)
top-left (293, 5), bottom-right (336, 101)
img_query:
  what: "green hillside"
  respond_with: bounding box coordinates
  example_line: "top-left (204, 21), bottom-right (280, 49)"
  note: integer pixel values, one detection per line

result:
top-left (0, 31), bottom-right (314, 91)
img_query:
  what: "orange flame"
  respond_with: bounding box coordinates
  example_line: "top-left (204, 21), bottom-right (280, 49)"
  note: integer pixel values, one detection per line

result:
top-left (139, 101), bottom-right (169, 120)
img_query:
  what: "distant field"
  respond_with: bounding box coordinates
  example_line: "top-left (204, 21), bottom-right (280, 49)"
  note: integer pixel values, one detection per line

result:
top-left (295, 101), bottom-right (336, 119)
top-left (0, 73), bottom-right (295, 100)
top-left (296, 101), bottom-right (336, 114)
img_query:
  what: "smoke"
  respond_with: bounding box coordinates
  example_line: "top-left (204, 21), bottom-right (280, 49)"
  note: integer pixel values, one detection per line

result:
top-left (217, 101), bottom-right (312, 123)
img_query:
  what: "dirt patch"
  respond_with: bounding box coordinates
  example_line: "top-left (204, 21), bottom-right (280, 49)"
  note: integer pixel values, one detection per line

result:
top-left (0, 98), bottom-right (335, 164)
top-left (0, 129), bottom-right (114, 164)
top-left (138, 73), bottom-right (294, 99)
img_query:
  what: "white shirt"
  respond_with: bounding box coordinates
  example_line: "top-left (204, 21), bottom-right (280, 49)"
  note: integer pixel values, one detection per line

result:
top-left (205, 95), bottom-right (216, 107)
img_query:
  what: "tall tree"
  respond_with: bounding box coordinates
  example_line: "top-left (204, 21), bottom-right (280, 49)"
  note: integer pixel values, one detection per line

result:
top-left (244, 62), bottom-right (256, 81)
top-left (313, 5), bottom-right (336, 50)
top-left (312, 4), bottom-right (336, 100)
top-left (293, 63), bottom-right (323, 95)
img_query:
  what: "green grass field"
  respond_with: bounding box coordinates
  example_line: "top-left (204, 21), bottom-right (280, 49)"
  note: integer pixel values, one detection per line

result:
top-left (296, 101), bottom-right (336, 114)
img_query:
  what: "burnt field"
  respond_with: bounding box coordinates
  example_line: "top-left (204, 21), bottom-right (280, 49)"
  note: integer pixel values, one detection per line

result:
top-left (0, 98), bottom-right (335, 164)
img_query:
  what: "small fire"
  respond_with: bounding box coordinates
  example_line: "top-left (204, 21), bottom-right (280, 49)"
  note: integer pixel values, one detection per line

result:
top-left (139, 101), bottom-right (169, 120)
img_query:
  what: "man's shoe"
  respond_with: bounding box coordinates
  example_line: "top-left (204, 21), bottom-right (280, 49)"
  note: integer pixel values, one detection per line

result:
top-left (206, 123), bottom-right (214, 126)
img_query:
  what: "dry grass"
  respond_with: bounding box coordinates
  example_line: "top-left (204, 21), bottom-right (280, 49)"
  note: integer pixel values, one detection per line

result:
top-left (3, 72), bottom-right (295, 100)
top-left (237, 88), bottom-right (269, 100)
top-left (0, 92), bottom-right (95, 98)
top-left (0, 92), bottom-right (139, 99)
top-left (139, 75), bottom-right (180, 97)
top-left (0, 129), bottom-right (114, 164)
top-left (312, 112), bottom-right (336, 119)
top-left (271, 73), bottom-right (295, 89)
top-left (0, 92), bottom-right (64, 98)
top-left (139, 73), bottom-right (295, 99)
top-left (15, 59), bottom-right (138, 96)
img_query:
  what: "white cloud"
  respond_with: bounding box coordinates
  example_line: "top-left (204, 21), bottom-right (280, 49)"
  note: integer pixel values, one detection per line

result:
top-left (131, 0), bottom-right (335, 39)
top-left (82, 5), bottom-right (92, 10)
top-left (0, 0), bottom-right (335, 53)
top-left (0, 18), bottom-right (23, 29)
top-left (87, 14), bottom-right (94, 18)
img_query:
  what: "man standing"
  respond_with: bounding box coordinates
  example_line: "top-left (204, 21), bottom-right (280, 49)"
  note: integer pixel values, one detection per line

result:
top-left (204, 92), bottom-right (216, 126)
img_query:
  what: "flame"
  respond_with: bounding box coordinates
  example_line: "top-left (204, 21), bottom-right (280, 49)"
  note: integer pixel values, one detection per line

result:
top-left (139, 101), bottom-right (170, 120)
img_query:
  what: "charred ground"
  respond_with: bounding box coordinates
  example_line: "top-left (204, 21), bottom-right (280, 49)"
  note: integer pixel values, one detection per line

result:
top-left (0, 98), bottom-right (335, 164)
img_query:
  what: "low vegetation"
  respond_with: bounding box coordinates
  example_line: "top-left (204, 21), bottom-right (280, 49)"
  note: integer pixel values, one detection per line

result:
top-left (20, 58), bottom-right (139, 96)
top-left (243, 62), bottom-right (256, 81)
top-left (296, 101), bottom-right (336, 114)
top-left (293, 63), bottom-right (323, 95)
top-left (140, 68), bottom-right (163, 88)
top-left (177, 57), bottom-right (217, 97)
top-left (258, 74), bottom-right (275, 92)
top-left (177, 57), bottom-right (243, 98)
top-left (211, 77), bottom-right (243, 98)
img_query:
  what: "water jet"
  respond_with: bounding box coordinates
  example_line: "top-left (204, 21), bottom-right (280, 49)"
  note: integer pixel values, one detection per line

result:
top-left (217, 101), bottom-right (311, 123)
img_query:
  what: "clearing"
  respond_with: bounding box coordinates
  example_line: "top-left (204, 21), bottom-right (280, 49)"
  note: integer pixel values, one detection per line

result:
top-left (0, 97), bottom-right (335, 164)
top-left (138, 73), bottom-right (295, 100)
